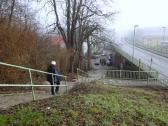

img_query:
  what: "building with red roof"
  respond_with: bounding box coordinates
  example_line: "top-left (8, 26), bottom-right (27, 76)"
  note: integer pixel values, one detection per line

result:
top-left (49, 36), bottom-right (66, 48)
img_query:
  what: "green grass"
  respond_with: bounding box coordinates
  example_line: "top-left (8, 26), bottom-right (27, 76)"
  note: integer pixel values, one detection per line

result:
top-left (1, 83), bottom-right (168, 126)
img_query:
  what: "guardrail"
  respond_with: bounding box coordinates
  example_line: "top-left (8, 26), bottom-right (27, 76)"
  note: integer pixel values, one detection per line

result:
top-left (0, 61), bottom-right (68, 100)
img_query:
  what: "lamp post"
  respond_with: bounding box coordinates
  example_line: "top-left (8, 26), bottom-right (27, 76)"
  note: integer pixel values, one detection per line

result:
top-left (132, 25), bottom-right (139, 61)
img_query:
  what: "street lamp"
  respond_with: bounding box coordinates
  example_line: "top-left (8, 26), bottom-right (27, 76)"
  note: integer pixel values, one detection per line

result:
top-left (132, 25), bottom-right (139, 61)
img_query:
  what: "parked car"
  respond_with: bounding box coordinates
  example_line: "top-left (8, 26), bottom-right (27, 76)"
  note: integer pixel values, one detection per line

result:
top-left (94, 62), bottom-right (99, 65)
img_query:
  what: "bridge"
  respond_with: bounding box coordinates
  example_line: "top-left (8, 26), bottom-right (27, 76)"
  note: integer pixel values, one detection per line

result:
top-left (112, 41), bottom-right (168, 80)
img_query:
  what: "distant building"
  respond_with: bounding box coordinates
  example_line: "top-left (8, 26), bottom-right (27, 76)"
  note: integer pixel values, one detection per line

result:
top-left (136, 27), bottom-right (168, 47)
top-left (49, 36), bottom-right (66, 48)
top-left (160, 42), bottom-right (168, 48)
top-left (142, 35), bottom-right (161, 47)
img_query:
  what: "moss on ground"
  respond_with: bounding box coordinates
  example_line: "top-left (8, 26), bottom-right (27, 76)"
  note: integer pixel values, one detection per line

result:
top-left (0, 83), bottom-right (168, 126)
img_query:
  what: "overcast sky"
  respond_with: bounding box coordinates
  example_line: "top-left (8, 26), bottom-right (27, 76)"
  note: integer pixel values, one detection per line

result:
top-left (113, 0), bottom-right (168, 33)
top-left (32, 0), bottom-right (168, 37)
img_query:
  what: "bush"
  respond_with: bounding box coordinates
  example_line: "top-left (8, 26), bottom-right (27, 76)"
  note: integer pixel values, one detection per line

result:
top-left (0, 18), bottom-right (71, 85)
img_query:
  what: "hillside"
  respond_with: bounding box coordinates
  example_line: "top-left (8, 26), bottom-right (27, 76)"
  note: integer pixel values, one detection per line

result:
top-left (0, 82), bottom-right (168, 126)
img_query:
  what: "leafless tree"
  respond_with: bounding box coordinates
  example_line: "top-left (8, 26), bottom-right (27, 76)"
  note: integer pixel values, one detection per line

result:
top-left (37, 0), bottom-right (115, 72)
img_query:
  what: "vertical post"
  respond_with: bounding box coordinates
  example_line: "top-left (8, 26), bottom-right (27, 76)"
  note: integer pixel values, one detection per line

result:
top-left (138, 59), bottom-right (141, 80)
top-left (102, 70), bottom-right (104, 79)
top-left (65, 77), bottom-right (68, 93)
top-left (84, 73), bottom-right (87, 83)
top-left (52, 74), bottom-right (55, 95)
top-left (77, 68), bottom-right (79, 81)
top-left (156, 71), bottom-right (159, 79)
top-left (149, 58), bottom-right (153, 71)
top-left (149, 58), bottom-right (153, 78)
top-left (119, 70), bottom-right (121, 79)
top-left (29, 69), bottom-right (35, 100)
top-left (82, 72), bottom-right (84, 83)
top-left (132, 25), bottom-right (139, 62)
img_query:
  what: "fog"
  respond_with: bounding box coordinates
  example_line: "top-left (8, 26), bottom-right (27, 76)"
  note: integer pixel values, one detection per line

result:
top-left (30, 0), bottom-right (168, 39)
top-left (114, 0), bottom-right (168, 35)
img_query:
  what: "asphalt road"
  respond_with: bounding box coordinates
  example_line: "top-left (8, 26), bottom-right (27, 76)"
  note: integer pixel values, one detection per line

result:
top-left (117, 42), bottom-right (168, 78)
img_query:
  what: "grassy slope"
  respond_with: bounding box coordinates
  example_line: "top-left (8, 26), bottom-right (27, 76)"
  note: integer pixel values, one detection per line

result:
top-left (0, 82), bottom-right (168, 126)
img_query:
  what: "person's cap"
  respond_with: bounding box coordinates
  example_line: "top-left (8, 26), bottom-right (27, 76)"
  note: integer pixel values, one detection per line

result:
top-left (51, 61), bottom-right (56, 65)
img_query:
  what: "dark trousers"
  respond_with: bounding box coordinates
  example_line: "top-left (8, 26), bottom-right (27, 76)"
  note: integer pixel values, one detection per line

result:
top-left (50, 81), bottom-right (60, 95)
top-left (55, 81), bottom-right (60, 93)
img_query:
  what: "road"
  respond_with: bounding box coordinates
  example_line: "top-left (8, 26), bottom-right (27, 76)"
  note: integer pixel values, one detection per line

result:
top-left (117, 42), bottom-right (168, 78)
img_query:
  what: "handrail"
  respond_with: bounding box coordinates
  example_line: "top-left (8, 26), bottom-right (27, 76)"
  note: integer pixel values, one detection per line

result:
top-left (0, 84), bottom-right (67, 87)
top-left (0, 61), bottom-right (68, 100)
top-left (104, 70), bottom-right (156, 73)
top-left (0, 61), bottom-right (67, 78)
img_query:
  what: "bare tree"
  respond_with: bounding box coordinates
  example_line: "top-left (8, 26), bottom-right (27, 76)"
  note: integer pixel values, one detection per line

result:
top-left (38, 0), bottom-right (115, 72)
top-left (8, 0), bottom-right (15, 27)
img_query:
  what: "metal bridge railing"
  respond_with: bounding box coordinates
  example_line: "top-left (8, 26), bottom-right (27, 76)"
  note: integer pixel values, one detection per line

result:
top-left (147, 78), bottom-right (168, 87)
top-left (101, 70), bottom-right (168, 87)
top-left (103, 70), bottom-right (158, 80)
top-left (0, 61), bottom-right (68, 100)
